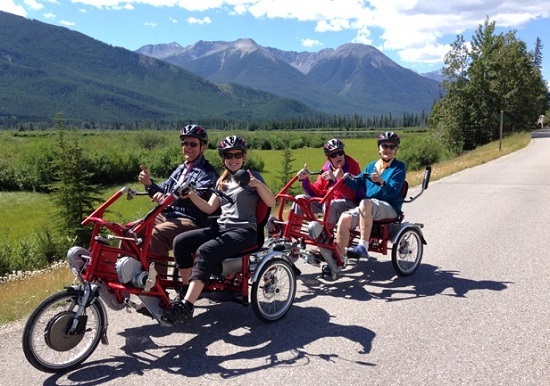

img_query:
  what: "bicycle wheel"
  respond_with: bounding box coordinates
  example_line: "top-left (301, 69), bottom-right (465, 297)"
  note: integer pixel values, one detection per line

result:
top-left (22, 288), bottom-right (106, 373)
top-left (251, 258), bottom-right (296, 322)
top-left (392, 227), bottom-right (423, 276)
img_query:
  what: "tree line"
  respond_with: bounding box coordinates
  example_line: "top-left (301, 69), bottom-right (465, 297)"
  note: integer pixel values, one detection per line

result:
top-left (1, 110), bottom-right (429, 132)
top-left (430, 17), bottom-right (549, 154)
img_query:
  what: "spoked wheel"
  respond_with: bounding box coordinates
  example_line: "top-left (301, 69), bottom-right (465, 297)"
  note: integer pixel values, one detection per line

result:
top-left (22, 288), bottom-right (106, 373)
top-left (251, 258), bottom-right (296, 322)
top-left (392, 227), bottom-right (423, 276)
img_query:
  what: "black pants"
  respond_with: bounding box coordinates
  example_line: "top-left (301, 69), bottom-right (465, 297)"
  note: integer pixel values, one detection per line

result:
top-left (173, 224), bottom-right (257, 283)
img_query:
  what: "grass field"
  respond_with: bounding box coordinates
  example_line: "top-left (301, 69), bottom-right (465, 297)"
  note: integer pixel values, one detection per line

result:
top-left (0, 138), bottom-right (381, 242)
top-left (0, 131), bottom-right (531, 325)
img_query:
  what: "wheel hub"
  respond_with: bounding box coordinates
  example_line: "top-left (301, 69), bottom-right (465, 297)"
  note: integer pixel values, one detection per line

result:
top-left (44, 311), bottom-right (86, 351)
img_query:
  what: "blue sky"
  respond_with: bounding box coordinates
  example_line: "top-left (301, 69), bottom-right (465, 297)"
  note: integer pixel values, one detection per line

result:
top-left (2, 0), bottom-right (549, 86)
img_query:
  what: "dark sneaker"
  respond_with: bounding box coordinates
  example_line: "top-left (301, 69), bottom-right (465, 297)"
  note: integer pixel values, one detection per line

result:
top-left (347, 244), bottom-right (369, 259)
top-left (161, 302), bottom-right (194, 324)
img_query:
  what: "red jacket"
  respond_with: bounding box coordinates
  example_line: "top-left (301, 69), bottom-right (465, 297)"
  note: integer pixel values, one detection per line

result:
top-left (301, 155), bottom-right (361, 201)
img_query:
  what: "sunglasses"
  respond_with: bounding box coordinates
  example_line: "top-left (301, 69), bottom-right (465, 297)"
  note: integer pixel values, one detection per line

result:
top-left (328, 150), bottom-right (345, 159)
top-left (381, 144), bottom-right (397, 150)
top-left (223, 152), bottom-right (244, 160)
top-left (182, 141), bottom-right (199, 148)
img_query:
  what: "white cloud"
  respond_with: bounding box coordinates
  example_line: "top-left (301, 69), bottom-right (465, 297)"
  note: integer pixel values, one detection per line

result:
top-left (60, 20), bottom-right (75, 26)
top-left (15, 0), bottom-right (549, 70)
top-left (0, 0), bottom-right (27, 16)
top-left (24, 0), bottom-right (44, 11)
top-left (315, 18), bottom-right (351, 33)
top-left (169, 16), bottom-right (178, 23)
top-left (43, 12), bottom-right (56, 19)
top-left (144, 21), bottom-right (158, 27)
top-left (187, 16), bottom-right (212, 25)
top-left (301, 38), bottom-right (323, 48)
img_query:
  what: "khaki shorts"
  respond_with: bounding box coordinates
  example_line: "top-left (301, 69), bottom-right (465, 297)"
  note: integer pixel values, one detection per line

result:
top-left (346, 199), bottom-right (398, 229)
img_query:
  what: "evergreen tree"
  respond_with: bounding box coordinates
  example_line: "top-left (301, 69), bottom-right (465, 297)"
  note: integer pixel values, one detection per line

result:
top-left (49, 114), bottom-right (100, 246)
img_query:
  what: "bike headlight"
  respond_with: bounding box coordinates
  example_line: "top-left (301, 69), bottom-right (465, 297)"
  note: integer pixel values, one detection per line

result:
top-left (67, 246), bottom-right (90, 272)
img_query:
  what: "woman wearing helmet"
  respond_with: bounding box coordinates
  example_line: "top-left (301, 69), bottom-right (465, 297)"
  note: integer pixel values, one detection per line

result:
top-left (136, 124), bottom-right (218, 260)
top-left (294, 138), bottom-right (361, 226)
top-left (166, 135), bottom-right (276, 324)
top-left (335, 131), bottom-right (406, 262)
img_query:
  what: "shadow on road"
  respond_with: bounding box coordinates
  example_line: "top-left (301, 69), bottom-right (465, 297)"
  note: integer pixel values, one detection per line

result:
top-left (297, 258), bottom-right (510, 303)
top-left (42, 259), bottom-right (508, 385)
top-left (43, 303), bottom-right (375, 385)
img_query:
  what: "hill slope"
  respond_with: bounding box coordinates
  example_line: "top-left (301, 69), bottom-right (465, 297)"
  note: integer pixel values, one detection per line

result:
top-left (138, 39), bottom-right (441, 115)
top-left (0, 11), bottom-right (322, 123)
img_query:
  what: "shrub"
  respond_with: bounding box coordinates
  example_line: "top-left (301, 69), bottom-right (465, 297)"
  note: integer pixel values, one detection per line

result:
top-left (399, 135), bottom-right (447, 171)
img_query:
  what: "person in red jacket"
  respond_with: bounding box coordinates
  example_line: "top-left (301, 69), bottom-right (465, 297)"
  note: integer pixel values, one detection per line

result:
top-left (294, 138), bottom-right (361, 228)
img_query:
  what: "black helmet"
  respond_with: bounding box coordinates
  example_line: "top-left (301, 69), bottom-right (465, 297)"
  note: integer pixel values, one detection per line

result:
top-left (323, 138), bottom-right (345, 155)
top-left (180, 124), bottom-right (208, 144)
top-left (218, 135), bottom-right (248, 156)
top-left (377, 131), bottom-right (400, 147)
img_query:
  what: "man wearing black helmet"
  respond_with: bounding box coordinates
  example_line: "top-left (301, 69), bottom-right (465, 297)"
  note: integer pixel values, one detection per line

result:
top-left (138, 125), bottom-right (219, 261)
top-left (335, 132), bottom-right (406, 261)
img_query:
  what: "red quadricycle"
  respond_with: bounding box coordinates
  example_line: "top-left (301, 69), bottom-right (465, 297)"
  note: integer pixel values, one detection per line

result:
top-left (268, 166), bottom-right (431, 280)
top-left (22, 179), bottom-right (298, 373)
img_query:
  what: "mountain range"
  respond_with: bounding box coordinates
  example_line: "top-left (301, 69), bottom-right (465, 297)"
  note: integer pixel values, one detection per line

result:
top-left (137, 39), bottom-right (441, 116)
top-left (0, 11), bottom-right (320, 124)
top-left (1, 10), bottom-right (440, 125)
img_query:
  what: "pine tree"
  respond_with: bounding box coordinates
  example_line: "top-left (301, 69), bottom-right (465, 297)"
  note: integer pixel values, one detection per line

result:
top-left (49, 114), bottom-right (100, 246)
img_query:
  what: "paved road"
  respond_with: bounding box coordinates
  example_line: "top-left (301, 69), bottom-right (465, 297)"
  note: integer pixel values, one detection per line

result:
top-left (1, 134), bottom-right (549, 386)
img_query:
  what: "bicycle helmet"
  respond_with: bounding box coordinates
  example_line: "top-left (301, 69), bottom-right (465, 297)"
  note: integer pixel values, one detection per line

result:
top-left (377, 131), bottom-right (401, 147)
top-left (218, 135), bottom-right (248, 156)
top-left (180, 124), bottom-right (208, 144)
top-left (323, 138), bottom-right (345, 155)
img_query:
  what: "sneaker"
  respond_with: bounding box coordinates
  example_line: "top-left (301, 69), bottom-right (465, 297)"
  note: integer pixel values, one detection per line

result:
top-left (347, 244), bottom-right (369, 259)
top-left (160, 301), bottom-right (193, 324)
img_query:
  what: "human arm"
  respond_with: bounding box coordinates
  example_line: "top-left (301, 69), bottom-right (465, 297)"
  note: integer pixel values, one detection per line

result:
top-left (185, 189), bottom-right (221, 215)
top-left (248, 170), bottom-right (276, 207)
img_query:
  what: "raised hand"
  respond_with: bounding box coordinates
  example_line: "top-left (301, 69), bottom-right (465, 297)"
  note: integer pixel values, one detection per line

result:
top-left (138, 164), bottom-right (152, 186)
top-left (297, 163), bottom-right (309, 181)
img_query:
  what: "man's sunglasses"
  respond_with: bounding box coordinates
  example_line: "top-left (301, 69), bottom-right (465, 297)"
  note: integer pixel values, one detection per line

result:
top-left (328, 150), bottom-right (345, 158)
top-left (381, 144), bottom-right (397, 150)
top-left (223, 152), bottom-right (244, 160)
top-left (182, 141), bottom-right (199, 148)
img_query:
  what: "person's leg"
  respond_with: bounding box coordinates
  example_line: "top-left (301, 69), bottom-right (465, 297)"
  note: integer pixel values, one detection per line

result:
top-left (345, 200), bottom-right (370, 259)
top-left (357, 199), bottom-right (374, 248)
top-left (173, 227), bottom-right (213, 286)
top-left (325, 199), bottom-right (356, 229)
top-left (150, 216), bottom-right (197, 256)
top-left (335, 207), bottom-right (359, 257)
top-left (185, 227), bottom-right (256, 303)
top-left (292, 194), bottom-right (309, 216)
top-left (166, 227), bottom-right (256, 323)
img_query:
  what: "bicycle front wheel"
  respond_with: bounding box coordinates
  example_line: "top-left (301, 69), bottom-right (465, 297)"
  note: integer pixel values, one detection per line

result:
top-left (22, 288), bottom-right (106, 373)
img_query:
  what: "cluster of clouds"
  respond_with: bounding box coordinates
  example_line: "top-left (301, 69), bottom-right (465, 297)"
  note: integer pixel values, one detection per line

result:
top-left (3, 0), bottom-right (550, 69)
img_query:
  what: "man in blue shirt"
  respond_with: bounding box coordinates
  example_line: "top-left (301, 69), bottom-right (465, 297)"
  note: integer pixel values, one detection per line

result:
top-left (335, 132), bottom-right (406, 261)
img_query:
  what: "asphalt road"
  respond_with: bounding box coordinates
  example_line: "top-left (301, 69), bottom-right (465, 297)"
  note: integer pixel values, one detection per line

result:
top-left (1, 134), bottom-right (549, 386)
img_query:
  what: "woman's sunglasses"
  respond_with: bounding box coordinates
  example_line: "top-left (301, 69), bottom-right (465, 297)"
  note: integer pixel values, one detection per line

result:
top-left (181, 141), bottom-right (199, 148)
top-left (223, 152), bottom-right (244, 160)
top-left (328, 150), bottom-right (345, 158)
top-left (381, 144), bottom-right (397, 150)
